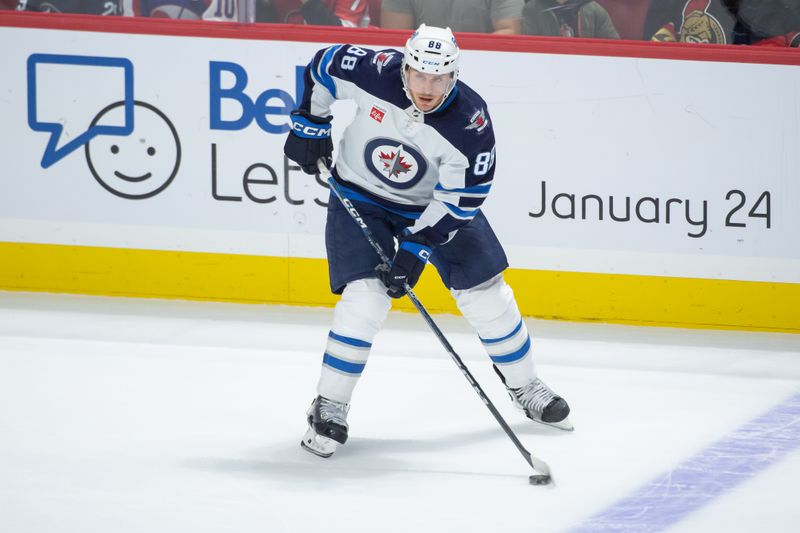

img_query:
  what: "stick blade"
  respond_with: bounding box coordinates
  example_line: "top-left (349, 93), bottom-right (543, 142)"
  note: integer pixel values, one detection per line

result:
top-left (530, 455), bottom-right (551, 476)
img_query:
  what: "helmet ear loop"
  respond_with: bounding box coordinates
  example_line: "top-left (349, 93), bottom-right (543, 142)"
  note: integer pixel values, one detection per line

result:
top-left (442, 70), bottom-right (458, 103)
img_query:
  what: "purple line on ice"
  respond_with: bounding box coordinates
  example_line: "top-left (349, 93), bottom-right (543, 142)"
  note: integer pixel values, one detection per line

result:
top-left (571, 391), bottom-right (800, 533)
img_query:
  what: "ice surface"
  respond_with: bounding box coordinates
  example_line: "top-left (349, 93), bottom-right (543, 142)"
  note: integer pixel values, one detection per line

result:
top-left (0, 291), bottom-right (798, 533)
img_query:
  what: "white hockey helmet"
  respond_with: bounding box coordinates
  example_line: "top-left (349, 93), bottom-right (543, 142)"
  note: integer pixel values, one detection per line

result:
top-left (401, 24), bottom-right (460, 113)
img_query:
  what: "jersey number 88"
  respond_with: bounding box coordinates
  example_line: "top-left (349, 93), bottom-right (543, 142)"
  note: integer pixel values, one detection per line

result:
top-left (341, 46), bottom-right (368, 70)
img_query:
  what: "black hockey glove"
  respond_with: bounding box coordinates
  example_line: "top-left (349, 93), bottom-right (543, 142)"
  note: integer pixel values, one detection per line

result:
top-left (283, 109), bottom-right (333, 174)
top-left (375, 235), bottom-right (432, 299)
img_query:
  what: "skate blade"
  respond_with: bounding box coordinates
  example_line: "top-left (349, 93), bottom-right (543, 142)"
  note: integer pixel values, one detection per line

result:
top-left (300, 426), bottom-right (340, 458)
top-left (532, 416), bottom-right (574, 432)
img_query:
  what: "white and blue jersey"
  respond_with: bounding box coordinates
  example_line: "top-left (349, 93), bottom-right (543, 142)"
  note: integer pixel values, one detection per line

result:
top-left (301, 44), bottom-right (496, 247)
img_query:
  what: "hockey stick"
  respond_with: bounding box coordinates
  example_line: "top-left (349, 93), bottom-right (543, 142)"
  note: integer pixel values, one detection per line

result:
top-left (318, 160), bottom-right (552, 485)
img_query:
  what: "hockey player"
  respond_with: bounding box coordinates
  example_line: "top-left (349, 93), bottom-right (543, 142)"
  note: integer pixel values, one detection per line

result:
top-left (284, 25), bottom-right (572, 459)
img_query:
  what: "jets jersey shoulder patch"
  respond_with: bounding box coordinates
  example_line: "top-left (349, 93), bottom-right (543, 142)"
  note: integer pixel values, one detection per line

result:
top-left (466, 108), bottom-right (489, 132)
top-left (372, 51), bottom-right (397, 74)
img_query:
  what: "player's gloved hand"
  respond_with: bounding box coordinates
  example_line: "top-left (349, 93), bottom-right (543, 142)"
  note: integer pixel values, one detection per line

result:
top-left (375, 235), bottom-right (432, 298)
top-left (283, 109), bottom-right (333, 174)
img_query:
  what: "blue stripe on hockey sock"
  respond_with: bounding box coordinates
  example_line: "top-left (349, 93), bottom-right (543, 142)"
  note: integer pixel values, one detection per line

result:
top-left (322, 353), bottom-right (366, 375)
top-left (480, 320), bottom-right (524, 345)
top-left (489, 336), bottom-right (531, 364)
top-left (328, 331), bottom-right (372, 348)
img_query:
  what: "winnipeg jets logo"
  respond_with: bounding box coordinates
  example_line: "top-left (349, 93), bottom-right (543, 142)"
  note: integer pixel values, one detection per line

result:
top-left (379, 146), bottom-right (413, 178)
top-left (466, 109), bottom-right (489, 132)
top-left (364, 138), bottom-right (428, 190)
top-left (372, 51), bottom-right (396, 74)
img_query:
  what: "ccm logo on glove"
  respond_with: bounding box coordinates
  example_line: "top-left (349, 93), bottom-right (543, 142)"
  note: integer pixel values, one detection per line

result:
top-left (283, 109), bottom-right (333, 174)
top-left (292, 122), bottom-right (331, 138)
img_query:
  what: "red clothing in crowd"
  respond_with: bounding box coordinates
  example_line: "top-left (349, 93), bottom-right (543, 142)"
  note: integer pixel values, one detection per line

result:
top-left (270, 0), bottom-right (375, 27)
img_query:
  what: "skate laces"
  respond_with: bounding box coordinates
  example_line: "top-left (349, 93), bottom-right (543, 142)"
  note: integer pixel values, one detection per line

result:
top-left (512, 379), bottom-right (556, 415)
top-left (318, 397), bottom-right (349, 427)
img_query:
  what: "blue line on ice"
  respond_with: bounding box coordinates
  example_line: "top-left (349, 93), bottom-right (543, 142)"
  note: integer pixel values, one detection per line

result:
top-left (571, 391), bottom-right (800, 533)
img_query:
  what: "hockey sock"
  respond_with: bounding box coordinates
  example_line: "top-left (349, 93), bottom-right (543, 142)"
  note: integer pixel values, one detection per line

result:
top-left (317, 278), bottom-right (391, 403)
top-left (452, 274), bottom-right (536, 388)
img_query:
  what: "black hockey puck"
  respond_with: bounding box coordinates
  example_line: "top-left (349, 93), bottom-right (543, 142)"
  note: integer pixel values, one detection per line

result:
top-left (529, 474), bottom-right (550, 485)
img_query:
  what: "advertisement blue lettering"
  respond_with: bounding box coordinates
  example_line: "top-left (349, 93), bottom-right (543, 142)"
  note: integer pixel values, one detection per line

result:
top-left (209, 61), bottom-right (305, 134)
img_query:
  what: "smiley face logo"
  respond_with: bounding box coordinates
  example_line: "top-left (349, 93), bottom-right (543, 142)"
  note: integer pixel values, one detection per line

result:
top-left (85, 100), bottom-right (181, 199)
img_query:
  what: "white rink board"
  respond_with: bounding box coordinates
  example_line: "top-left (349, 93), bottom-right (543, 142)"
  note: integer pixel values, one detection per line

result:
top-left (1, 26), bottom-right (799, 282)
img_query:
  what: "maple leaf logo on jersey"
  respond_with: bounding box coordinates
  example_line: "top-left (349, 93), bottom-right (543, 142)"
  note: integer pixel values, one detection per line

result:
top-left (465, 109), bottom-right (489, 132)
top-left (372, 51), bottom-right (396, 74)
top-left (379, 147), bottom-right (413, 178)
top-left (364, 138), bottom-right (428, 189)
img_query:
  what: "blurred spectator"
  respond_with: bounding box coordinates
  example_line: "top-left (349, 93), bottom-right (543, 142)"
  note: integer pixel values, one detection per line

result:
top-left (257, 0), bottom-right (374, 26)
top-left (644, 0), bottom-right (737, 44)
top-left (14, 0), bottom-right (123, 14)
top-left (380, 0), bottom-right (524, 34)
top-left (734, 0), bottom-right (800, 46)
top-left (594, 0), bottom-right (651, 40)
top-left (645, 0), bottom-right (799, 46)
top-left (366, 0), bottom-right (380, 25)
top-left (523, 0), bottom-right (620, 38)
top-left (128, 0), bottom-right (240, 21)
top-left (1, 0), bottom-right (15, 10)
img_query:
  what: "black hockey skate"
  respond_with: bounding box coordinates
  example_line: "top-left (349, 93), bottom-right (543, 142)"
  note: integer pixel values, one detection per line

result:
top-left (301, 395), bottom-right (350, 458)
top-left (493, 366), bottom-right (573, 431)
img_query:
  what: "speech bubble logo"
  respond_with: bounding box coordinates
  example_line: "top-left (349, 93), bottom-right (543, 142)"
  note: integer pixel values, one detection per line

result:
top-left (27, 54), bottom-right (134, 168)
